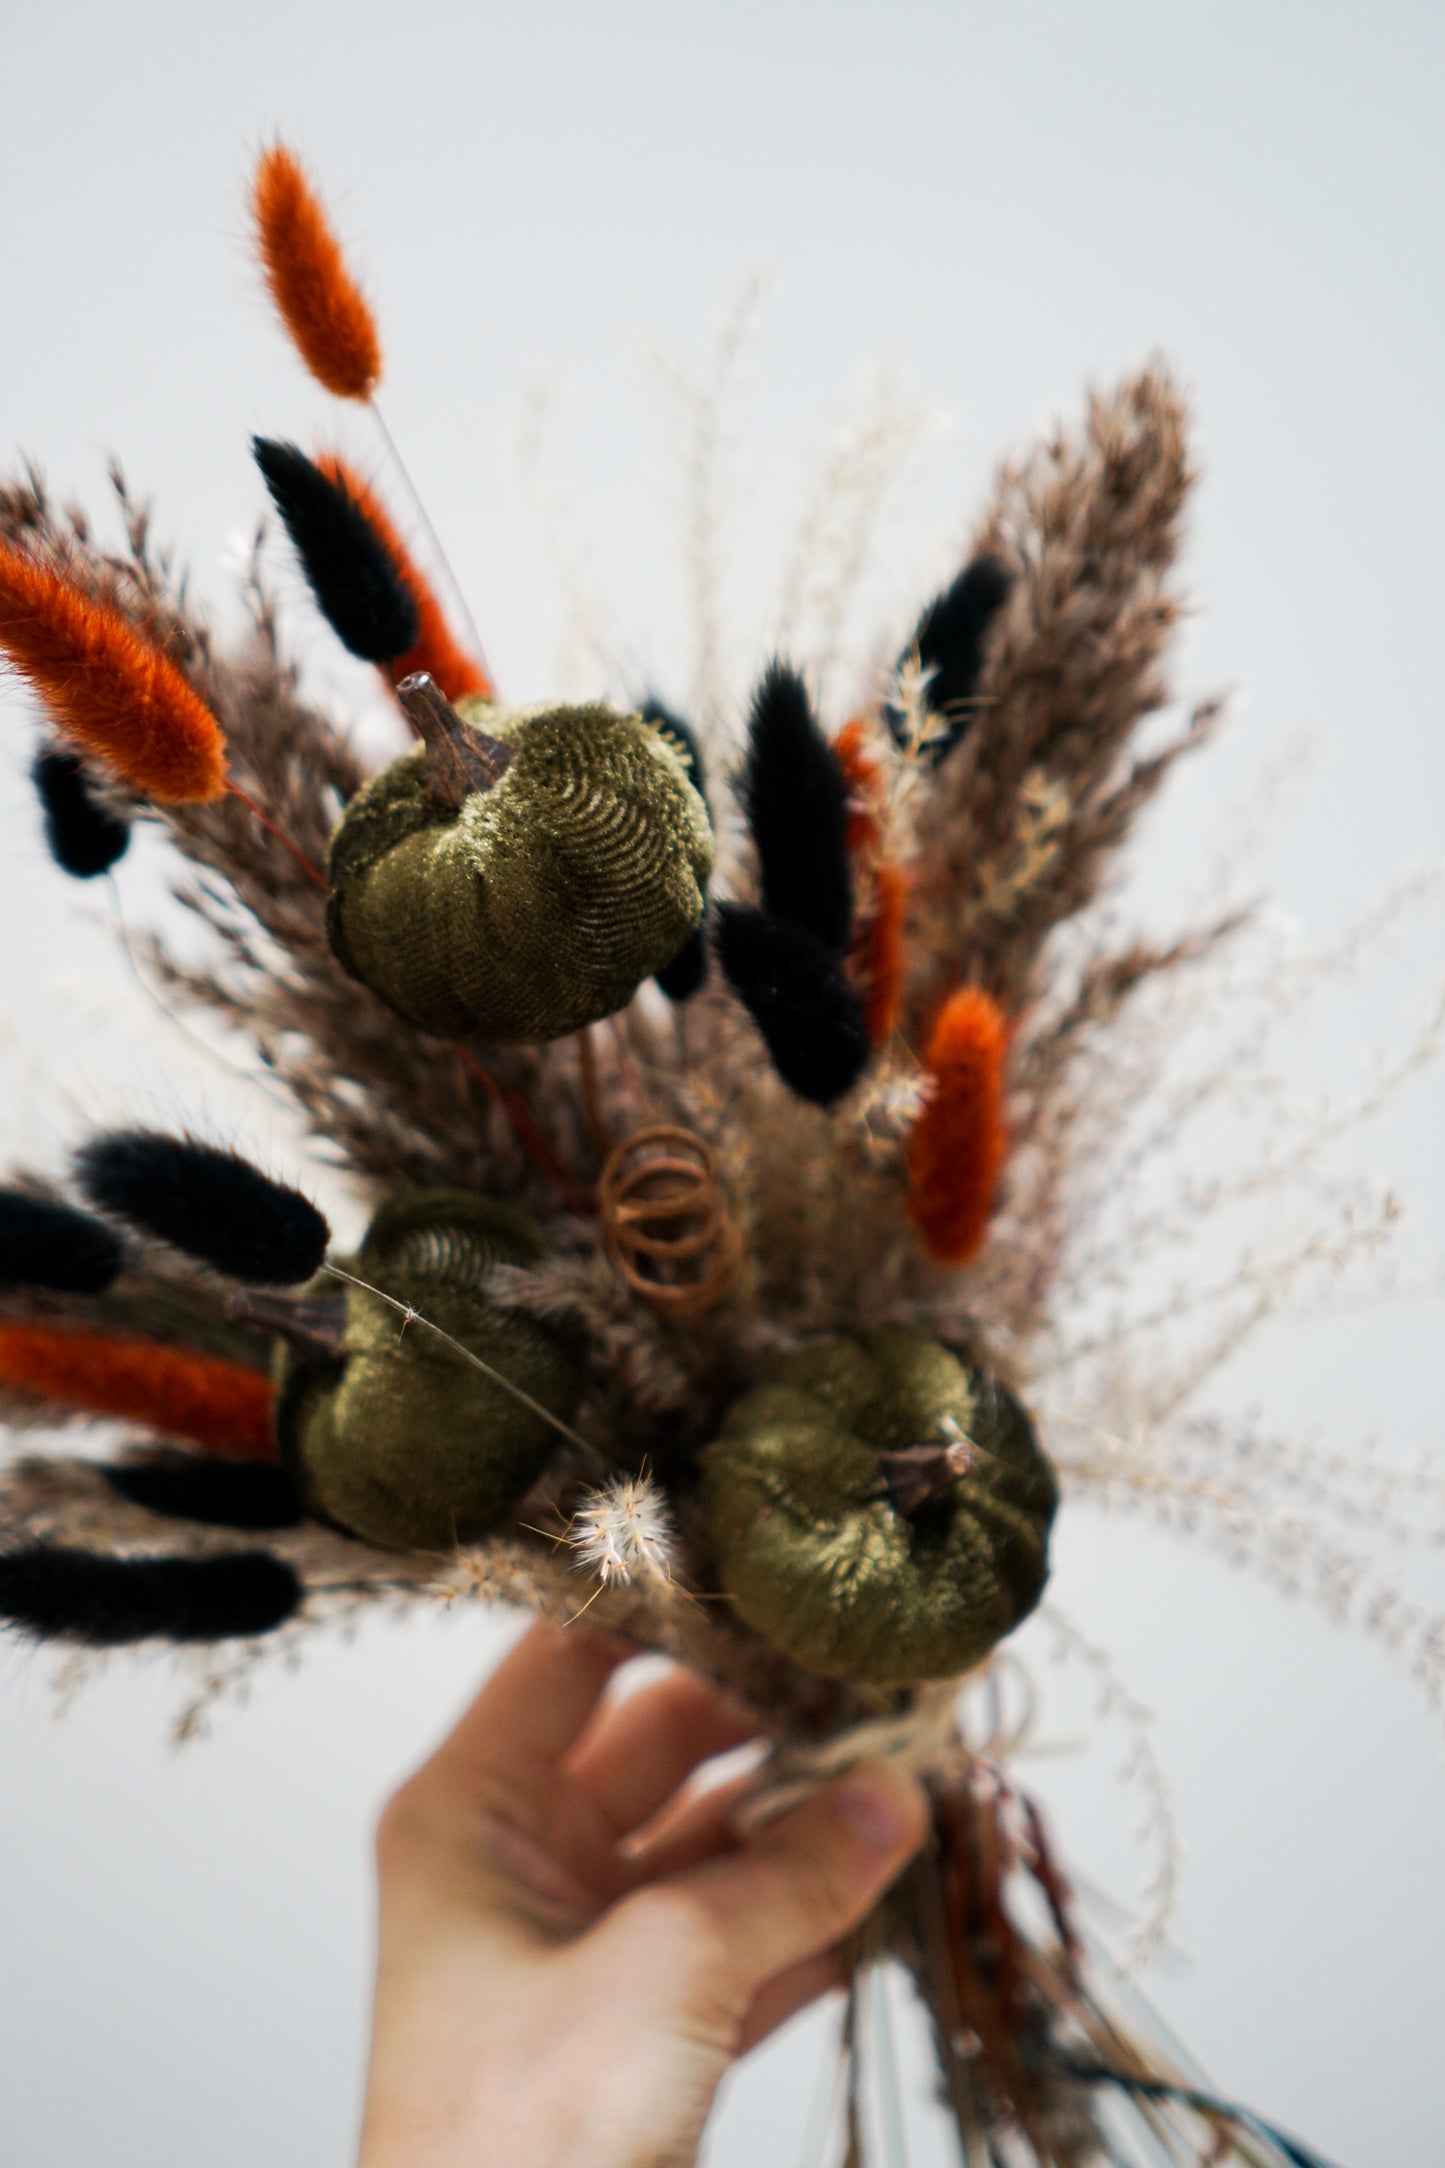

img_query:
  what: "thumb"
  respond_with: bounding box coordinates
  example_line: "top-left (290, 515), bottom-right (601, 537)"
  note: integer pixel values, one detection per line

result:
top-left (598, 1760), bottom-right (928, 2021)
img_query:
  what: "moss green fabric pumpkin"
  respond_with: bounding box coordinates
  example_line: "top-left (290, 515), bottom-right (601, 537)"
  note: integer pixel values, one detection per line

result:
top-left (699, 1328), bottom-right (1056, 1686)
top-left (326, 699), bottom-right (714, 1043)
top-left (274, 1189), bottom-right (582, 1552)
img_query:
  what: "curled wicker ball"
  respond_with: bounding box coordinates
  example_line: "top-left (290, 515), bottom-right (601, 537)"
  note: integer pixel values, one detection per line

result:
top-left (274, 1189), bottom-right (582, 1552)
top-left (600, 1125), bottom-right (742, 1316)
top-left (700, 1328), bottom-right (1056, 1685)
top-left (326, 700), bottom-right (714, 1044)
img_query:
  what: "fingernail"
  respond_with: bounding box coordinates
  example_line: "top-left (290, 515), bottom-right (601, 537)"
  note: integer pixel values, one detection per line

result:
top-left (833, 1775), bottom-right (911, 1850)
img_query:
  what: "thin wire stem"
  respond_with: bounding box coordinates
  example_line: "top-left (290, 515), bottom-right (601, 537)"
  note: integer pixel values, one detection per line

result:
top-left (369, 397), bottom-right (495, 688)
top-left (872, 1954), bottom-right (911, 2168)
top-left (576, 1026), bottom-right (613, 1161)
top-left (224, 782), bottom-right (328, 891)
top-left (321, 1261), bottom-right (592, 1453)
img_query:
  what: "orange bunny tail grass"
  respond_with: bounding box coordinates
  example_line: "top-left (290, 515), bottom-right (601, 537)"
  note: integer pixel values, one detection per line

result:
top-left (317, 456), bottom-right (492, 700)
top-left (907, 986), bottom-right (1010, 1265)
top-left (0, 548), bottom-right (226, 802)
top-left (832, 716), bottom-right (883, 858)
top-left (252, 143), bottom-right (382, 400)
top-left (852, 862), bottom-right (908, 1047)
top-left (0, 1324), bottom-right (277, 1461)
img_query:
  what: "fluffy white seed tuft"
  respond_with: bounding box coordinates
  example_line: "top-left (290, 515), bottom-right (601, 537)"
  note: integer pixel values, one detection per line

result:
top-left (569, 1475), bottom-right (676, 1587)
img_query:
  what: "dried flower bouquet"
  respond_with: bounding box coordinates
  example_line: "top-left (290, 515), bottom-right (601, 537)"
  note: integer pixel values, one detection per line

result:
top-left (2, 142), bottom-right (1438, 2167)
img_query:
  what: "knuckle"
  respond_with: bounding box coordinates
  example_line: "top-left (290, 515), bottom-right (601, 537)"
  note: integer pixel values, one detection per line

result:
top-left (785, 1851), bottom-right (867, 1941)
top-left (372, 1779), bottom-right (432, 1876)
top-left (617, 1882), bottom-right (733, 1986)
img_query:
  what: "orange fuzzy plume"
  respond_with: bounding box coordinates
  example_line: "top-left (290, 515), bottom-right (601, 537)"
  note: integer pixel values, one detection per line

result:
top-left (852, 863), bottom-right (908, 1047)
top-left (318, 456), bottom-right (492, 700)
top-left (252, 144), bottom-right (382, 400)
top-left (0, 548), bottom-right (226, 802)
top-left (832, 716), bottom-right (883, 857)
top-left (907, 987), bottom-right (1010, 1265)
top-left (0, 1324), bottom-right (277, 1460)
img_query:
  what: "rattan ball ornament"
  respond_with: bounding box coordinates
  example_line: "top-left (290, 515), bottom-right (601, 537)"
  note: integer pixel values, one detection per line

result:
top-left (700, 1328), bottom-right (1056, 1685)
top-left (326, 678), bottom-right (714, 1044)
top-left (599, 1125), bottom-right (742, 1316)
top-left (274, 1188), bottom-right (583, 1551)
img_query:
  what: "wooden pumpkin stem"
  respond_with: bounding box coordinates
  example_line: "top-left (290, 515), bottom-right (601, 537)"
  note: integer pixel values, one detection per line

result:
top-left (397, 672), bottom-right (514, 808)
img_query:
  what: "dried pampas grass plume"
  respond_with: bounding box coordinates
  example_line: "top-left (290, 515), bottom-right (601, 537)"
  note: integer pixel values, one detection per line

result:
top-left (907, 986), bottom-right (1010, 1263)
top-left (251, 143), bottom-right (382, 400)
top-left (0, 1324), bottom-right (277, 1460)
top-left (316, 456), bottom-right (492, 700)
top-left (0, 546), bottom-right (226, 802)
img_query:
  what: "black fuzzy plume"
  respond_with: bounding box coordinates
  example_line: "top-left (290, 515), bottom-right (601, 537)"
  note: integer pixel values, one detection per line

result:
top-left (742, 662), bottom-right (852, 952)
top-left (715, 905), bottom-right (870, 1106)
top-left (655, 917), bottom-right (709, 1003)
top-left (252, 438), bottom-right (419, 664)
top-left (0, 1188), bottom-right (123, 1294)
top-left (32, 745), bottom-right (131, 879)
top-left (0, 1545), bottom-right (302, 1644)
top-left (643, 698), bottom-right (711, 1002)
top-left (885, 555), bottom-right (1012, 760)
top-left (74, 1132), bottom-right (330, 1285)
top-left (102, 1457), bottom-right (302, 1532)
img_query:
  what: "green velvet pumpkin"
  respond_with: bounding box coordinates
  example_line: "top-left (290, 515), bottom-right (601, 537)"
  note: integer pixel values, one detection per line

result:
top-left (326, 699), bottom-right (714, 1044)
top-left (274, 1189), bottom-right (582, 1552)
top-left (699, 1328), bottom-right (1056, 1685)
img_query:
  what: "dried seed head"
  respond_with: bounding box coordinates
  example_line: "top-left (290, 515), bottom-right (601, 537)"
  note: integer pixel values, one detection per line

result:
top-left (569, 1475), bottom-right (676, 1587)
top-left (0, 547), bottom-right (226, 802)
top-left (251, 143), bottom-right (381, 400)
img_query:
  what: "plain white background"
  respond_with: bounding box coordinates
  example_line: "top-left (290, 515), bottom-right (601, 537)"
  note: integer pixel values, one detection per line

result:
top-left (1, 2), bottom-right (1442, 2163)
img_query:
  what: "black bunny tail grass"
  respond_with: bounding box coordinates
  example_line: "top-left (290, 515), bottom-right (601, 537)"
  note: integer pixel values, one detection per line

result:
top-left (715, 905), bottom-right (870, 1105)
top-left (0, 1189), bottom-right (123, 1294)
top-left (0, 1544), bottom-right (302, 1644)
top-left (32, 745), bottom-right (131, 878)
top-left (74, 1132), bottom-right (330, 1286)
top-left (252, 437), bottom-right (420, 664)
top-left (655, 919), bottom-right (709, 1003)
top-left (742, 661), bottom-right (853, 952)
top-left (102, 1457), bottom-right (303, 1532)
top-left (885, 554), bottom-right (1013, 759)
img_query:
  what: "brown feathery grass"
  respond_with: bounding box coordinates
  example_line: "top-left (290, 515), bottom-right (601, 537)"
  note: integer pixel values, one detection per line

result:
top-left (0, 543), bottom-right (226, 801)
top-left (316, 455), bottom-right (492, 701)
top-left (903, 362), bottom-right (1211, 1018)
top-left (251, 143), bottom-right (381, 400)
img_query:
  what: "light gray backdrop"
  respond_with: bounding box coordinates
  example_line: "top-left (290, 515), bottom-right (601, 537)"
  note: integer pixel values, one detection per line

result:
top-left (0, 2), bottom-right (1441, 2163)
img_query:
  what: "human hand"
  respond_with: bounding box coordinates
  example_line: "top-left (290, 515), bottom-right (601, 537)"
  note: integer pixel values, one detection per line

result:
top-left (356, 1619), bottom-right (929, 2168)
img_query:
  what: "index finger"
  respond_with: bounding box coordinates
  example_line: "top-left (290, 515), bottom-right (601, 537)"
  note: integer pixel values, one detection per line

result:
top-left (423, 1618), bottom-right (637, 1805)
